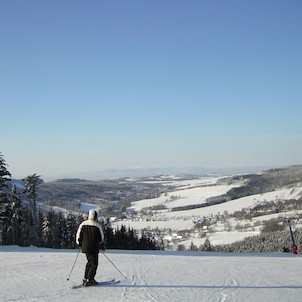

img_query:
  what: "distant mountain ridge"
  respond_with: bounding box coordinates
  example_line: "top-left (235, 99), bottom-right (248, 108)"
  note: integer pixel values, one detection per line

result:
top-left (55, 165), bottom-right (279, 181)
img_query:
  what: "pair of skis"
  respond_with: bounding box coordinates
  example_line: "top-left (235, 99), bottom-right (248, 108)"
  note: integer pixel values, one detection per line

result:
top-left (70, 278), bottom-right (120, 289)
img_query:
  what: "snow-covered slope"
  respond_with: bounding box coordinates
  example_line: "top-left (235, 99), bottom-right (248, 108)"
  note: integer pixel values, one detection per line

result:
top-left (128, 184), bottom-right (237, 211)
top-left (127, 177), bottom-right (302, 218)
top-left (113, 175), bottom-right (302, 249)
top-left (1, 246), bottom-right (302, 302)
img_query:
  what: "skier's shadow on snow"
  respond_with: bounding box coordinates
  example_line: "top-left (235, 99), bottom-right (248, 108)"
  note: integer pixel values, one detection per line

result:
top-left (106, 284), bottom-right (302, 290)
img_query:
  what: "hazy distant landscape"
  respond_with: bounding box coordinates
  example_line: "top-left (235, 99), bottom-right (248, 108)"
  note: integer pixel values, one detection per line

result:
top-left (37, 165), bottom-right (302, 252)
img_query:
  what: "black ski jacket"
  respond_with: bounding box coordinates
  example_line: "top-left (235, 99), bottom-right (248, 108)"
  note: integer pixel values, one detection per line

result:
top-left (76, 219), bottom-right (104, 254)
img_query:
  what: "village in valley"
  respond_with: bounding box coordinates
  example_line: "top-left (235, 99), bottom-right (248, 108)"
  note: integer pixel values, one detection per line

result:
top-left (37, 166), bottom-right (302, 252)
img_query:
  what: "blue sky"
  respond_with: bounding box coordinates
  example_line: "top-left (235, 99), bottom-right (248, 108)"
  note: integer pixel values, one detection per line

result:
top-left (1, 0), bottom-right (301, 180)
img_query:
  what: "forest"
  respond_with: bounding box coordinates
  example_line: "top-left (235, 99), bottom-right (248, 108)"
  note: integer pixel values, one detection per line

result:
top-left (0, 153), bottom-right (158, 250)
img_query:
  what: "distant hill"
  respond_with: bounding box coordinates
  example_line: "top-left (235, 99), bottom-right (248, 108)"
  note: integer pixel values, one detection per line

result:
top-left (52, 165), bottom-right (274, 181)
top-left (217, 165), bottom-right (302, 198)
top-left (37, 165), bottom-right (302, 217)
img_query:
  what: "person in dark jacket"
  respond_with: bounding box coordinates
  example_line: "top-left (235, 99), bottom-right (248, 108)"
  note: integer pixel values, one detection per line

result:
top-left (76, 209), bottom-right (105, 286)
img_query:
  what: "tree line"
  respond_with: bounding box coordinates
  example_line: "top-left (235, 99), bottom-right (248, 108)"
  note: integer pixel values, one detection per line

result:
top-left (0, 153), bottom-right (158, 250)
top-left (200, 228), bottom-right (300, 253)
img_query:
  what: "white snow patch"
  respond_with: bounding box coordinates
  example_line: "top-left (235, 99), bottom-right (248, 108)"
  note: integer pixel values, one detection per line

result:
top-left (80, 202), bottom-right (100, 212)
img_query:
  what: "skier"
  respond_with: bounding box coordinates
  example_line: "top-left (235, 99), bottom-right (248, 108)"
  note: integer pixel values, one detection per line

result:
top-left (76, 209), bottom-right (105, 286)
top-left (286, 219), bottom-right (298, 255)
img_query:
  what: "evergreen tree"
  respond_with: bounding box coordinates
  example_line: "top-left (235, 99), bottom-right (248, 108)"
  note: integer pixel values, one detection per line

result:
top-left (0, 153), bottom-right (12, 244)
top-left (115, 225), bottom-right (128, 249)
top-left (103, 223), bottom-right (158, 250)
top-left (65, 213), bottom-right (78, 249)
top-left (0, 153), bottom-right (11, 203)
top-left (54, 212), bottom-right (66, 249)
top-left (10, 185), bottom-right (25, 245)
top-left (127, 228), bottom-right (139, 249)
top-left (41, 212), bottom-right (52, 248)
top-left (102, 218), bottom-right (117, 249)
top-left (35, 210), bottom-right (43, 247)
top-left (23, 174), bottom-right (41, 245)
top-left (0, 203), bottom-right (12, 245)
top-left (202, 238), bottom-right (212, 251)
top-left (23, 174), bottom-right (41, 217)
top-left (138, 231), bottom-right (157, 250)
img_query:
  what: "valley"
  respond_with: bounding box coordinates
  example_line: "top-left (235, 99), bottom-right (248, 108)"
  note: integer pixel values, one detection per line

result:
top-left (38, 166), bottom-right (302, 251)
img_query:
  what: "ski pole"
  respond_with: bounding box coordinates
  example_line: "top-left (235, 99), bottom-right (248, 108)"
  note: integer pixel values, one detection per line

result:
top-left (67, 249), bottom-right (80, 281)
top-left (285, 219), bottom-right (298, 254)
top-left (101, 251), bottom-right (127, 280)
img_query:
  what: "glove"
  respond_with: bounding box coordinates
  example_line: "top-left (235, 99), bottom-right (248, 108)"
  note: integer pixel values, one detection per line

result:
top-left (100, 241), bottom-right (107, 251)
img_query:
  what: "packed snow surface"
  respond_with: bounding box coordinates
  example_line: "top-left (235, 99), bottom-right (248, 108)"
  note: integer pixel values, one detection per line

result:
top-left (1, 246), bottom-right (302, 302)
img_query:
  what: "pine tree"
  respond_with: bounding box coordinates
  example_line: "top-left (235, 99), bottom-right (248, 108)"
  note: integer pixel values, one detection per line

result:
top-left (65, 214), bottom-right (77, 249)
top-left (0, 203), bottom-right (12, 245)
top-left (53, 212), bottom-right (66, 249)
top-left (10, 185), bottom-right (25, 245)
top-left (0, 153), bottom-right (12, 244)
top-left (0, 153), bottom-right (11, 202)
top-left (127, 228), bottom-right (139, 250)
top-left (35, 210), bottom-right (43, 247)
top-left (202, 238), bottom-right (212, 251)
top-left (116, 225), bottom-right (128, 249)
top-left (23, 174), bottom-right (41, 245)
top-left (23, 174), bottom-right (41, 217)
top-left (41, 212), bottom-right (52, 248)
top-left (102, 218), bottom-right (116, 249)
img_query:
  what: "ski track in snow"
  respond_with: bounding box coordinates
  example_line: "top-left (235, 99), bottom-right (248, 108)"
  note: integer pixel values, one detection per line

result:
top-left (1, 246), bottom-right (302, 302)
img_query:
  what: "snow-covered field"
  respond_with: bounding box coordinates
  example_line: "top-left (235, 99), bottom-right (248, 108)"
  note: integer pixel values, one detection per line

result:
top-left (128, 184), bottom-right (237, 211)
top-left (127, 176), bottom-right (231, 211)
top-left (126, 177), bottom-right (302, 219)
top-left (112, 176), bottom-right (302, 249)
top-left (1, 246), bottom-right (302, 302)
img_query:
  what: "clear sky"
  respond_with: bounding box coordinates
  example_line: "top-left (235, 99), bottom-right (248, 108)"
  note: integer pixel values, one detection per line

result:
top-left (1, 0), bottom-right (301, 180)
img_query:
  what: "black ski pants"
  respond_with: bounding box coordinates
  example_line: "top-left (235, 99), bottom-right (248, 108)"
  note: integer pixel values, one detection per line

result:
top-left (84, 253), bottom-right (99, 281)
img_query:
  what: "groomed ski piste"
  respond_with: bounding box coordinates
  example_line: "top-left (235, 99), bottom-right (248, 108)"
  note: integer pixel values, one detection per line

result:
top-left (1, 246), bottom-right (302, 302)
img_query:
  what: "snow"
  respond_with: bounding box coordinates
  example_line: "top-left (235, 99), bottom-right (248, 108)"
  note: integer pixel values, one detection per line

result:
top-left (80, 202), bottom-right (100, 212)
top-left (128, 184), bottom-right (237, 211)
top-left (1, 245), bottom-right (302, 302)
top-left (127, 186), bottom-right (302, 219)
top-left (116, 182), bottom-right (302, 223)
top-left (112, 177), bottom-right (302, 250)
top-left (139, 176), bottom-right (224, 188)
top-left (4, 176), bottom-right (301, 300)
top-left (163, 187), bottom-right (301, 220)
top-left (183, 231), bottom-right (260, 248)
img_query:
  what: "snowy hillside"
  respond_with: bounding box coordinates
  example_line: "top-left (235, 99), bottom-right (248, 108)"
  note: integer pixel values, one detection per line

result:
top-left (112, 174), bottom-right (302, 250)
top-left (34, 167), bottom-right (302, 251)
top-left (1, 246), bottom-right (302, 302)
